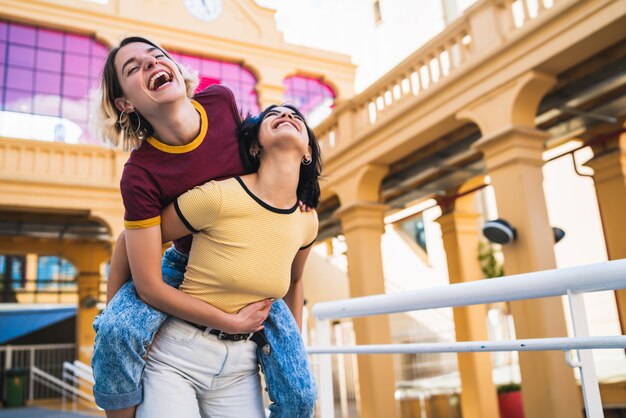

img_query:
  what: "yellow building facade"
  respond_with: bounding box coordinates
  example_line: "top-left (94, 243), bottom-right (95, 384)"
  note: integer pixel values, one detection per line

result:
top-left (0, 0), bottom-right (625, 417)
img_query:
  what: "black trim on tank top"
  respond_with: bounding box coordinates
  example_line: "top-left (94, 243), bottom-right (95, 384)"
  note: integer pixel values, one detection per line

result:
top-left (234, 177), bottom-right (298, 214)
top-left (174, 199), bottom-right (201, 233)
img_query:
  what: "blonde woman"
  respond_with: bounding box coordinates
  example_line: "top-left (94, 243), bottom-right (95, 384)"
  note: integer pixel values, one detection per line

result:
top-left (91, 37), bottom-right (316, 418)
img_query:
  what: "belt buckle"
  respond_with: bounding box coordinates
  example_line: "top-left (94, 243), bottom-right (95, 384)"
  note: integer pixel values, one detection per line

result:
top-left (217, 331), bottom-right (229, 341)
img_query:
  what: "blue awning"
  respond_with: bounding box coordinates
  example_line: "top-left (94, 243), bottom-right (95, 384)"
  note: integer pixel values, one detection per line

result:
top-left (0, 305), bottom-right (76, 344)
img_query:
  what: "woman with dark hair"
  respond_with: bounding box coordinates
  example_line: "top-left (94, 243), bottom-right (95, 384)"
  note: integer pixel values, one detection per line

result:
top-left (135, 104), bottom-right (320, 417)
top-left (91, 36), bottom-right (316, 418)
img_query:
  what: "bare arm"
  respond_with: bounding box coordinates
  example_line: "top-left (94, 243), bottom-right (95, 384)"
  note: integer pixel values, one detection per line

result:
top-left (126, 213), bottom-right (271, 334)
top-left (106, 231), bottom-right (132, 303)
top-left (284, 246), bottom-right (312, 331)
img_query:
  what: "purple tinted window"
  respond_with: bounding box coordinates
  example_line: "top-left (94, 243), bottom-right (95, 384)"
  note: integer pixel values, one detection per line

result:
top-left (90, 57), bottom-right (103, 78)
top-left (63, 75), bottom-right (89, 98)
top-left (35, 72), bottom-right (61, 95)
top-left (0, 22), bottom-right (7, 41)
top-left (9, 24), bottom-right (36, 45)
top-left (38, 29), bottom-right (64, 50)
top-left (9, 44), bottom-right (35, 67)
top-left (7, 67), bottom-right (34, 90)
top-left (64, 54), bottom-right (89, 75)
top-left (170, 51), bottom-right (259, 115)
top-left (284, 76), bottom-right (335, 123)
top-left (92, 43), bottom-right (108, 58)
top-left (5, 89), bottom-right (32, 112)
top-left (1, 20), bottom-right (107, 144)
top-left (37, 50), bottom-right (62, 72)
top-left (65, 34), bottom-right (90, 54)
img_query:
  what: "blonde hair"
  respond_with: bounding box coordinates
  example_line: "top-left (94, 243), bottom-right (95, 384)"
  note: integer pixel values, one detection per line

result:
top-left (92, 37), bottom-right (199, 151)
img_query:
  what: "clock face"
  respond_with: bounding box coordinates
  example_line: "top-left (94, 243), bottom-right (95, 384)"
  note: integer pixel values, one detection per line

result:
top-left (184, 0), bottom-right (223, 22)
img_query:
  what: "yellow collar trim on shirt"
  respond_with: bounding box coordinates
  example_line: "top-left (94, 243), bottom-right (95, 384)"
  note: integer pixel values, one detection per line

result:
top-left (146, 100), bottom-right (208, 154)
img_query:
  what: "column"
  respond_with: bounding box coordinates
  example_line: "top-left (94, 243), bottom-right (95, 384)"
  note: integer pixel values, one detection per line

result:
top-left (25, 254), bottom-right (38, 303)
top-left (435, 187), bottom-right (500, 418)
top-left (473, 127), bottom-right (582, 418)
top-left (331, 164), bottom-right (398, 418)
top-left (459, 71), bottom-right (583, 418)
top-left (68, 242), bottom-right (110, 364)
top-left (585, 128), bottom-right (626, 333)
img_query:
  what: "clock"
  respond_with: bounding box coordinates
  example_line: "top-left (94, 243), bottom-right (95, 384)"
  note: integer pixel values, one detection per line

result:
top-left (184, 0), bottom-right (223, 22)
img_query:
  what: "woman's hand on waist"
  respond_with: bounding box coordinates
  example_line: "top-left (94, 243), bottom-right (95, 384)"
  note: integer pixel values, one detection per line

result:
top-left (225, 299), bottom-right (272, 334)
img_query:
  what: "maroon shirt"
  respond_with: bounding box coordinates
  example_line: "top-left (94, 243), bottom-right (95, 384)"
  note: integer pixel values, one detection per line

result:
top-left (121, 84), bottom-right (244, 253)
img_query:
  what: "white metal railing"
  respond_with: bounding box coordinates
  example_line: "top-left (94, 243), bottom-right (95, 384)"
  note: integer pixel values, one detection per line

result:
top-left (61, 360), bottom-right (97, 411)
top-left (0, 343), bottom-right (76, 401)
top-left (31, 364), bottom-right (95, 410)
top-left (308, 259), bottom-right (626, 418)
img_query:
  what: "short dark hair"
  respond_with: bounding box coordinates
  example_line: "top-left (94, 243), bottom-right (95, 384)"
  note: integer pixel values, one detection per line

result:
top-left (239, 104), bottom-right (322, 208)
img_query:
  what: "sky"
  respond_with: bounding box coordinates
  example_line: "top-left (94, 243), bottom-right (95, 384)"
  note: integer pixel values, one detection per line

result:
top-left (254, 0), bottom-right (455, 92)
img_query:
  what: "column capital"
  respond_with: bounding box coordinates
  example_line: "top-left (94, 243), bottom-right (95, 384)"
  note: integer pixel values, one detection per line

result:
top-left (436, 211), bottom-right (481, 237)
top-left (472, 125), bottom-right (549, 171)
top-left (334, 202), bottom-right (389, 235)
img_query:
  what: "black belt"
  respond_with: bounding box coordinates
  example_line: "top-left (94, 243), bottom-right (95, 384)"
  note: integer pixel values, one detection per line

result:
top-left (184, 321), bottom-right (271, 355)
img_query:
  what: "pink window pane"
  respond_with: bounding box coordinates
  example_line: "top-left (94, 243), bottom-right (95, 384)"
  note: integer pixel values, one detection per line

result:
top-left (33, 95), bottom-right (61, 117)
top-left (62, 75), bottom-right (89, 98)
top-left (9, 24), bottom-right (36, 45)
top-left (200, 60), bottom-right (219, 76)
top-left (92, 43), bottom-right (108, 59)
top-left (0, 21), bottom-right (7, 41)
top-left (64, 54), bottom-right (90, 76)
top-left (7, 67), bottom-right (34, 90)
top-left (181, 56), bottom-right (201, 73)
top-left (35, 72), bottom-right (61, 95)
top-left (221, 63), bottom-right (241, 81)
top-left (38, 29), bottom-right (64, 51)
top-left (90, 57), bottom-right (104, 78)
top-left (65, 34), bottom-right (91, 54)
top-left (0, 42), bottom-right (5, 63)
top-left (283, 76), bottom-right (335, 121)
top-left (37, 50), bottom-right (63, 72)
top-left (197, 76), bottom-right (220, 92)
top-left (5, 89), bottom-right (32, 112)
top-left (241, 71), bottom-right (256, 85)
top-left (8, 44), bottom-right (35, 67)
top-left (0, 66), bottom-right (5, 88)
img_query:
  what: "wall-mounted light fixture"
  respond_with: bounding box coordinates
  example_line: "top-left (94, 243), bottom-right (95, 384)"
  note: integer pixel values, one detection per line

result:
top-left (483, 219), bottom-right (566, 245)
top-left (80, 295), bottom-right (98, 309)
top-left (482, 219), bottom-right (517, 245)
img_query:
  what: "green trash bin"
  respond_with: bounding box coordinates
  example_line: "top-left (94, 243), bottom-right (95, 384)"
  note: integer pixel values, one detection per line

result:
top-left (5, 368), bottom-right (28, 407)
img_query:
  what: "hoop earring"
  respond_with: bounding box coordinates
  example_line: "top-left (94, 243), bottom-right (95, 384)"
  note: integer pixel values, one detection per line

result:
top-left (249, 146), bottom-right (261, 159)
top-left (302, 155), bottom-right (312, 166)
top-left (118, 111), bottom-right (144, 139)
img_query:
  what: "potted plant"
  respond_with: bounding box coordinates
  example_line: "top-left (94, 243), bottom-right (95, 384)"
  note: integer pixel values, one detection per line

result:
top-left (497, 383), bottom-right (524, 418)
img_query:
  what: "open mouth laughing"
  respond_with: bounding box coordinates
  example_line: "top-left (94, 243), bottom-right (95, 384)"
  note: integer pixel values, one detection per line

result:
top-left (147, 70), bottom-right (173, 91)
top-left (271, 118), bottom-right (300, 132)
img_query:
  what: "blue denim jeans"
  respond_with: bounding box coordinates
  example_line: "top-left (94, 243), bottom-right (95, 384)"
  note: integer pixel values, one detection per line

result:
top-left (92, 247), bottom-right (316, 417)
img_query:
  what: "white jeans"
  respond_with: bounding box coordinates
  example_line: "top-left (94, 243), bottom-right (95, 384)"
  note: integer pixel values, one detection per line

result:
top-left (136, 317), bottom-right (265, 418)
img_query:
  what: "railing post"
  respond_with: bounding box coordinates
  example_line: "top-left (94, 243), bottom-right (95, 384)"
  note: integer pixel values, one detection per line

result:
top-left (316, 318), bottom-right (335, 418)
top-left (4, 345), bottom-right (11, 369)
top-left (29, 348), bottom-right (35, 401)
top-left (567, 290), bottom-right (604, 418)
